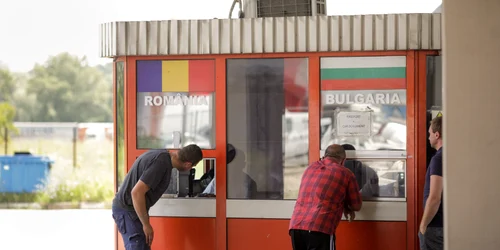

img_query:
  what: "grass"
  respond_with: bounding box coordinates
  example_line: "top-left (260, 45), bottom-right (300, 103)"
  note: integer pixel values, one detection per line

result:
top-left (0, 138), bottom-right (114, 207)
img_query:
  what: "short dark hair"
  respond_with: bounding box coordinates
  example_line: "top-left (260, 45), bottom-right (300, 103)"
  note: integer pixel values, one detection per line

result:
top-left (178, 144), bottom-right (203, 166)
top-left (324, 144), bottom-right (346, 161)
top-left (430, 116), bottom-right (442, 137)
top-left (227, 143), bottom-right (236, 164)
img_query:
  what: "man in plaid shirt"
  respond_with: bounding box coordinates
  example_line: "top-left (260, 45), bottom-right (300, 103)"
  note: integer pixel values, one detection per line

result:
top-left (289, 144), bottom-right (362, 250)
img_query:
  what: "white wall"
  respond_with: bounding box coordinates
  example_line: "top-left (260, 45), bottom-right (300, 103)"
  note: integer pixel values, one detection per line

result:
top-left (443, 0), bottom-right (500, 249)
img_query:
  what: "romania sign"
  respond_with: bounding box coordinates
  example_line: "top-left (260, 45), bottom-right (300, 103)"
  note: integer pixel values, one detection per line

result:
top-left (136, 59), bottom-right (215, 106)
top-left (144, 94), bottom-right (209, 106)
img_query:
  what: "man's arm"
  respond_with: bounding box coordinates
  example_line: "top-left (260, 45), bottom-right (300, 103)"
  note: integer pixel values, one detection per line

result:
top-left (420, 175), bottom-right (443, 228)
top-left (346, 173), bottom-right (363, 211)
top-left (131, 180), bottom-right (151, 227)
top-left (132, 159), bottom-right (167, 227)
top-left (202, 178), bottom-right (215, 194)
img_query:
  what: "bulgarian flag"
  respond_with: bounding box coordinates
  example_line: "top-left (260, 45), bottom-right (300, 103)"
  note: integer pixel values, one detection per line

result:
top-left (320, 56), bottom-right (406, 90)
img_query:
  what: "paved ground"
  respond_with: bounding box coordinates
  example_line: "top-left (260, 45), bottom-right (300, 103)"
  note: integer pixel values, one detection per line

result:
top-left (0, 209), bottom-right (114, 250)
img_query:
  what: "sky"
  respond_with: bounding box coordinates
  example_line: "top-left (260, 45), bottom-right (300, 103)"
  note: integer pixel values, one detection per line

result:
top-left (0, 0), bottom-right (441, 73)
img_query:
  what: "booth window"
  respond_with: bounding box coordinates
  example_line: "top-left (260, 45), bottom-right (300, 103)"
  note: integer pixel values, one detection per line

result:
top-left (343, 158), bottom-right (406, 199)
top-left (320, 89), bottom-right (407, 151)
top-left (320, 56), bottom-right (408, 200)
top-left (115, 61), bottom-right (125, 190)
top-left (426, 55), bottom-right (442, 166)
top-left (163, 158), bottom-right (216, 198)
top-left (226, 58), bottom-right (309, 200)
top-left (135, 60), bottom-right (216, 149)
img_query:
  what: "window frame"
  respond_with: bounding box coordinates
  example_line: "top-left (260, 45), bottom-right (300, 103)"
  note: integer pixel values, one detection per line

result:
top-left (225, 57), bottom-right (311, 200)
top-left (134, 59), bottom-right (217, 150)
top-left (318, 55), bottom-right (410, 202)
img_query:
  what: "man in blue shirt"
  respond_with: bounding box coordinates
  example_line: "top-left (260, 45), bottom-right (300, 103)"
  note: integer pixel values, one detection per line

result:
top-left (419, 116), bottom-right (444, 250)
top-left (112, 144), bottom-right (203, 250)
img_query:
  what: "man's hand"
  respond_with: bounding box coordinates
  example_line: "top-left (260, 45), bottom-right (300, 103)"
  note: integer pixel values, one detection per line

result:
top-left (143, 223), bottom-right (154, 246)
top-left (419, 223), bottom-right (427, 235)
top-left (344, 209), bottom-right (355, 222)
top-left (348, 210), bottom-right (355, 222)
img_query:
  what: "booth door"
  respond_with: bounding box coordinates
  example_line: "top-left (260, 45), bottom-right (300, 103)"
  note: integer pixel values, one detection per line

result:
top-left (116, 58), bottom-right (221, 250)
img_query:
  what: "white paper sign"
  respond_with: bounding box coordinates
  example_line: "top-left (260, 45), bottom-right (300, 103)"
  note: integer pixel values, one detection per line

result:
top-left (336, 111), bottom-right (372, 136)
top-left (431, 110), bottom-right (442, 119)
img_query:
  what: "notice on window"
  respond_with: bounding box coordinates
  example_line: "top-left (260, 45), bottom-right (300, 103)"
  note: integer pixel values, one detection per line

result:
top-left (431, 110), bottom-right (443, 119)
top-left (335, 111), bottom-right (372, 137)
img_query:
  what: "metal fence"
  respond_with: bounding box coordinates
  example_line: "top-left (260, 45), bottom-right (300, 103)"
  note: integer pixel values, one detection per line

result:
top-left (3, 122), bottom-right (113, 168)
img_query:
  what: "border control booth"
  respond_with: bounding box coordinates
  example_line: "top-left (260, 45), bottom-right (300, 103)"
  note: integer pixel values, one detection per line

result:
top-left (102, 10), bottom-right (442, 250)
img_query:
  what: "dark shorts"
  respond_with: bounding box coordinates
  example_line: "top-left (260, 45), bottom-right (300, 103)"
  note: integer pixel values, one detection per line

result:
top-left (425, 227), bottom-right (443, 250)
top-left (112, 206), bottom-right (151, 250)
top-left (418, 231), bottom-right (426, 250)
top-left (418, 227), bottom-right (443, 250)
top-left (290, 229), bottom-right (336, 250)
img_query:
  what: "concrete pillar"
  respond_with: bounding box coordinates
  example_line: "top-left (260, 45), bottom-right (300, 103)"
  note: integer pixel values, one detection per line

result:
top-left (442, 0), bottom-right (500, 249)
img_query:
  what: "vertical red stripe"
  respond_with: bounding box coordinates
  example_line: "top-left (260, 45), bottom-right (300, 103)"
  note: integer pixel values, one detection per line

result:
top-left (189, 60), bottom-right (215, 93)
top-left (214, 57), bottom-right (227, 250)
top-left (309, 56), bottom-right (320, 164)
top-left (406, 50), bottom-right (416, 250)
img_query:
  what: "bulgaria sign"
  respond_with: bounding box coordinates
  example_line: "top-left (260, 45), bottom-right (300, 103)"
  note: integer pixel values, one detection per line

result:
top-left (324, 93), bottom-right (403, 105)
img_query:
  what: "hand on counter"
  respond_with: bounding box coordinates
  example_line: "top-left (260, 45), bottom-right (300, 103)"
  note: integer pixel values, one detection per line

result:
top-left (343, 209), bottom-right (356, 222)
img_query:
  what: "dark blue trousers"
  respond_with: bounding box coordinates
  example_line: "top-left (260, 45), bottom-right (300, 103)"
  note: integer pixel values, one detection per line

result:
top-left (112, 205), bottom-right (151, 250)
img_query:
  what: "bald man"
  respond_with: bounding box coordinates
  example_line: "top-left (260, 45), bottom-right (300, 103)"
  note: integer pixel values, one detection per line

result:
top-left (289, 144), bottom-right (362, 250)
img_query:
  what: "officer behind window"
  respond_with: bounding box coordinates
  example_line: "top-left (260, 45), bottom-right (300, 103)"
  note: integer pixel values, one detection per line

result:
top-left (196, 144), bottom-right (237, 196)
top-left (341, 144), bottom-right (380, 198)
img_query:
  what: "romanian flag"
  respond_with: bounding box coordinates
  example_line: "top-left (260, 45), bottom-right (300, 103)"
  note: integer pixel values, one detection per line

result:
top-left (137, 60), bottom-right (215, 93)
top-left (320, 56), bottom-right (406, 90)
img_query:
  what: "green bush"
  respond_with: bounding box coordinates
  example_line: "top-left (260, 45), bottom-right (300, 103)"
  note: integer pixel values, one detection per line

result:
top-left (0, 192), bottom-right (39, 203)
top-left (35, 175), bottom-right (114, 205)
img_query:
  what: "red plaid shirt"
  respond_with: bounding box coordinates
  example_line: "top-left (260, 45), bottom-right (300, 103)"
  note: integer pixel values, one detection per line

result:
top-left (289, 158), bottom-right (362, 235)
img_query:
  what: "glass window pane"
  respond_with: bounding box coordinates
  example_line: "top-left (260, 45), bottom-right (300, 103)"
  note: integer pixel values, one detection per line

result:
top-left (426, 55), bottom-right (442, 165)
top-left (426, 56), bottom-right (442, 109)
top-left (135, 60), bottom-right (216, 149)
top-left (226, 58), bottom-right (309, 200)
top-left (320, 89), bottom-right (407, 151)
top-left (344, 158), bottom-right (406, 199)
top-left (115, 61), bottom-right (125, 191)
top-left (162, 158), bottom-right (216, 198)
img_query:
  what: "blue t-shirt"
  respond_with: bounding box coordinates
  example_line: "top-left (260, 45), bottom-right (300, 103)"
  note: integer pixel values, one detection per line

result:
top-left (112, 149), bottom-right (173, 211)
top-left (423, 147), bottom-right (443, 227)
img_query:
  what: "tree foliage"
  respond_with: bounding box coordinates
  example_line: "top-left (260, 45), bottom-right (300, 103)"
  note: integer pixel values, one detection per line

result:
top-left (0, 102), bottom-right (18, 141)
top-left (0, 68), bottom-right (15, 102)
top-left (0, 53), bottom-right (113, 122)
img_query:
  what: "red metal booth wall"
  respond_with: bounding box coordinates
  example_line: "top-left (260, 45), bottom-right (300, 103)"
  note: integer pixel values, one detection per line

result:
top-left (112, 50), bottom-right (438, 250)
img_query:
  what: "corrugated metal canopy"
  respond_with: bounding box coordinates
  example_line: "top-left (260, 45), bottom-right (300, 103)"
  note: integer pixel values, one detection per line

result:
top-left (99, 13), bottom-right (441, 58)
